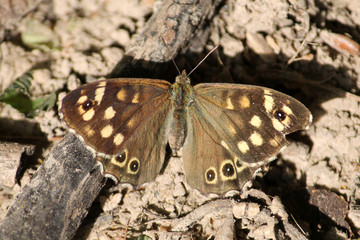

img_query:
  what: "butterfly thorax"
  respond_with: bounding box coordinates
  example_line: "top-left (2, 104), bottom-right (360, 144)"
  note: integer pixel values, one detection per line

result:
top-left (168, 71), bottom-right (194, 155)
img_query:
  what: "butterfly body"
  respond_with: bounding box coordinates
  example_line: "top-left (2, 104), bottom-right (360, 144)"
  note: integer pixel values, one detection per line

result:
top-left (169, 70), bottom-right (199, 154)
top-left (61, 71), bottom-right (312, 195)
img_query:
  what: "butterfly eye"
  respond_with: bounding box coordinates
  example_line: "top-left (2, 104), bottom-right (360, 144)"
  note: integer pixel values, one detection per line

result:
top-left (235, 159), bottom-right (242, 168)
top-left (82, 99), bottom-right (95, 111)
top-left (116, 152), bottom-right (126, 163)
top-left (235, 159), bottom-right (246, 173)
top-left (129, 159), bottom-right (140, 173)
top-left (222, 163), bottom-right (235, 177)
top-left (274, 109), bottom-right (286, 121)
top-left (206, 169), bottom-right (216, 182)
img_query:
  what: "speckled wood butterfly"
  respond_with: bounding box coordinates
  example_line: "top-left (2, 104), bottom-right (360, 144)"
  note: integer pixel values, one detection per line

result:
top-left (60, 70), bottom-right (312, 194)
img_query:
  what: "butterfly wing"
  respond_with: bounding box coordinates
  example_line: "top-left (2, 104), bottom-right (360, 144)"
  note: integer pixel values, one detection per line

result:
top-left (183, 83), bottom-right (312, 194)
top-left (61, 79), bottom-right (172, 185)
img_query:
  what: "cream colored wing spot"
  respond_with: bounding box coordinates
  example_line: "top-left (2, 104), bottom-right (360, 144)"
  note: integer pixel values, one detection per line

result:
top-left (83, 125), bottom-right (95, 137)
top-left (111, 150), bottom-right (128, 168)
top-left (95, 86), bottom-right (105, 105)
top-left (104, 106), bottom-right (116, 120)
top-left (250, 132), bottom-right (263, 146)
top-left (98, 81), bottom-right (106, 87)
top-left (83, 109), bottom-right (95, 121)
top-left (127, 118), bottom-right (135, 128)
top-left (272, 118), bottom-right (285, 131)
top-left (264, 89), bottom-right (272, 96)
top-left (101, 125), bottom-right (114, 138)
top-left (282, 105), bottom-right (293, 115)
top-left (226, 98), bottom-right (234, 109)
top-left (239, 95), bottom-right (250, 109)
top-left (78, 105), bottom-right (85, 115)
top-left (113, 133), bottom-right (124, 146)
top-left (221, 140), bottom-right (230, 151)
top-left (127, 158), bottom-right (140, 174)
top-left (131, 92), bottom-right (140, 103)
top-left (282, 117), bottom-right (291, 126)
top-left (220, 159), bottom-right (237, 181)
top-left (229, 125), bottom-right (237, 134)
top-left (250, 115), bottom-right (262, 128)
top-left (117, 88), bottom-right (126, 101)
top-left (205, 167), bottom-right (218, 184)
top-left (237, 141), bottom-right (250, 154)
top-left (264, 95), bottom-right (275, 113)
top-left (77, 95), bottom-right (88, 104)
top-left (269, 137), bottom-right (279, 147)
top-left (88, 129), bottom-right (95, 137)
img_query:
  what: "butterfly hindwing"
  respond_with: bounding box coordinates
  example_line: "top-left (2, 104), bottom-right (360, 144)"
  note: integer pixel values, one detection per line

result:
top-left (61, 79), bottom-right (172, 185)
top-left (181, 83), bottom-right (312, 194)
top-left (183, 109), bottom-right (256, 194)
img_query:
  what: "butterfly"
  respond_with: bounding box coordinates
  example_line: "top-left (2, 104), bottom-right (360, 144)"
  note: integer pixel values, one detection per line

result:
top-left (60, 70), bottom-right (312, 195)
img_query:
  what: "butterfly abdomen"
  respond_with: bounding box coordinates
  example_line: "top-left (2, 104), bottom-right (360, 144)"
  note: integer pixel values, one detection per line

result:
top-left (168, 75), bottom-right (195, 155)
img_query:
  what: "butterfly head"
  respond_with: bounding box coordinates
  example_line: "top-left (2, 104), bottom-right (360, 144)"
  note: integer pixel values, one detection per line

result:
top-left (175, 70), bottom-right (191, 85)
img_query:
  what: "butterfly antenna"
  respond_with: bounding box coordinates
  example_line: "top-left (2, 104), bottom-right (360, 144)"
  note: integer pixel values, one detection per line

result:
top-left (187, 45), bottom-right (220, 77)
top-left (161, 37), bottom-right (181, 75)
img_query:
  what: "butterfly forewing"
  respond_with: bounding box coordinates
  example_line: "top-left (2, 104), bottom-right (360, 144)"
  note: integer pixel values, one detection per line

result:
top-left (194, 83), bottom-right (312, 134)
top-left (181, 83), bottom-right (312, 194)
top-left (61, 79), bottom-right (172, 185)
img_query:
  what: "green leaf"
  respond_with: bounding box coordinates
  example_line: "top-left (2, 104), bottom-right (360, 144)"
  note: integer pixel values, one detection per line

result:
top-left (0, 72), bottom-right (57, 118)
top-left (21, 19), bottom-right (60, 50)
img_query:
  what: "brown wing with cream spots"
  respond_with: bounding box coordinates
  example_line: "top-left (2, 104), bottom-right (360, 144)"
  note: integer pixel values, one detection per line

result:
top-left (61, 78), bottom-right (172, 185)
top-left (181, 83), bottom-right (312, 194)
